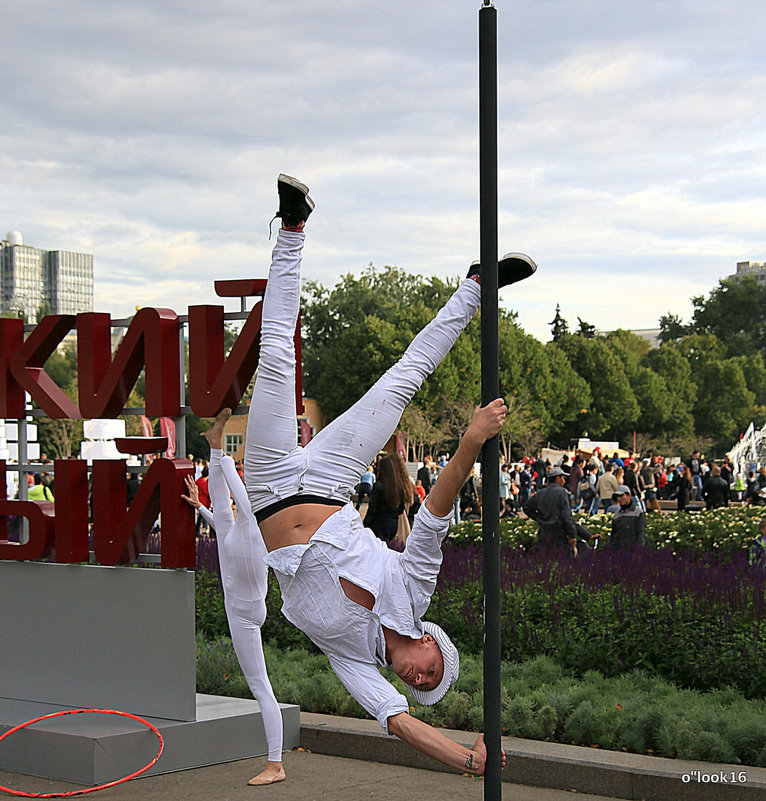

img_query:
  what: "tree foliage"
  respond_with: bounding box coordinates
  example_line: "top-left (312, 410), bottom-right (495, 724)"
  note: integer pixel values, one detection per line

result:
top-left (297, 270), bottom-right (766, 457)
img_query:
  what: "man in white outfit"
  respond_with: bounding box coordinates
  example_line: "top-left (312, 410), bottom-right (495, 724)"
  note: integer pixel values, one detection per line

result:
top-left (245, 175), bottom-right (536, 775)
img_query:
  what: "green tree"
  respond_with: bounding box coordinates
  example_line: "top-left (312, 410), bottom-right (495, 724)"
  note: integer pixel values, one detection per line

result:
top-left (552, 333), bottom-right (638, 441)
top-left (499, 393), bottom-right (544, 461)
top-left (603, 329), bottom-right (650, 378)
top-left (549, 303), bottom-right (569, 342)
top-left (576, 317), bottom-right (596, 338)
top-left (658, 312), bottom-right (689, 343)
top-left (301, 266), bottom-right (481, 430)
top-left (690, 276), bottom-right (766, 359)
top-left (630, 365), bottom-right (675, 439)
top-left (641, 346), bottom-right (696, 439)
top-left (692, 359), bottom-right (755, 446)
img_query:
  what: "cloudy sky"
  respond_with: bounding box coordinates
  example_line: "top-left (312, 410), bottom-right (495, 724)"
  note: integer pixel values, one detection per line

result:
top-left (2, 0), bottom-right (765, 341)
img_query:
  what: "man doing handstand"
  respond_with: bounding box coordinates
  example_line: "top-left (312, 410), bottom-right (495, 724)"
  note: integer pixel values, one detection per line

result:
top-left (245, 175), bottom-right (536, 775)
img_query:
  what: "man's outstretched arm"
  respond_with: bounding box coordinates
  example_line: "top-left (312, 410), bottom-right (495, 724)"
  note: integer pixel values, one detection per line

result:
top-left (425, 398), bottom-right (507, 518)
top-left (388, 712), bottom-right (503, 776)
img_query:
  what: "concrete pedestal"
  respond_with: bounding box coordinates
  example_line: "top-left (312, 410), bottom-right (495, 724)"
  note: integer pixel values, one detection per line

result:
top-left (0, 695), bottom-right (300, 784)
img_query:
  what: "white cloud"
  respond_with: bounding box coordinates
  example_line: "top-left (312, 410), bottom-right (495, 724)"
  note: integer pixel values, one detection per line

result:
top-left (0, 0), bottom-right (764, 346)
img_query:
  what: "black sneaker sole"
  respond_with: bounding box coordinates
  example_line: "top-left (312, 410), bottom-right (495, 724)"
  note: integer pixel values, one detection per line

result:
top-left (278, 174), bottom-right (315, 214)
top-left (467, 252), bottom-right (537, 287)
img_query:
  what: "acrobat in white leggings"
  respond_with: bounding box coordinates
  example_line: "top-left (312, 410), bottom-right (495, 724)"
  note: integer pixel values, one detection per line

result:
top-left (198, 449), bottom-right (283, 764)
top-left (244, 228), bottom-right (481, 515)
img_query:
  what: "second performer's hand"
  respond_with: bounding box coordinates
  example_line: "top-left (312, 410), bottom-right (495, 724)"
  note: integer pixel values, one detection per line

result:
top-left (181, 475), bottom-right (201, 509)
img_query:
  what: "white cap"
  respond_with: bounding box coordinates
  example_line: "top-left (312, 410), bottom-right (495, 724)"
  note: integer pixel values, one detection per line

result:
top-left (409, 622), bottom-right (460, 706)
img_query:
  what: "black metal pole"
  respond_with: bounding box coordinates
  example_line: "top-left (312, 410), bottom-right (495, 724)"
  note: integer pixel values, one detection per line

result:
top-left (479, 3), bottom-right (502, 799)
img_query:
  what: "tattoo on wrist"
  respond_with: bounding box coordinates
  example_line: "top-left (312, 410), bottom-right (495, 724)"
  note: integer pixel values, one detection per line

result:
top-left (464, 752), bottom-right (474, 771)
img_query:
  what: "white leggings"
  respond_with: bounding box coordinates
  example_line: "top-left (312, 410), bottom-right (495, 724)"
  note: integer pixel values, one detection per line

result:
top-left (245, 229), bottom-right (481, 513)
top-left (208, 451), bottom-right (283, 762)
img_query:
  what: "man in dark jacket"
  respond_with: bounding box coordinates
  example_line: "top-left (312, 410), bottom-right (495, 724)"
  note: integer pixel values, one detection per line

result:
top-left (417, 456), bottom-right (434, 496)
top-left (703, 465), bottom-right (730, 509)
top-left (610, 485), bottom-right (646, 550)
top-left (532, 457), bottom-right (547, 490)
top-left (523, 467), bottom-right (593, 556)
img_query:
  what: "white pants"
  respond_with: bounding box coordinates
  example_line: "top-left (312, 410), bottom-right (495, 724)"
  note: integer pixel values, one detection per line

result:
top-left (244, 229), bottom-right (481, 512)
top-left (208, 450), bottom-right (283, 762)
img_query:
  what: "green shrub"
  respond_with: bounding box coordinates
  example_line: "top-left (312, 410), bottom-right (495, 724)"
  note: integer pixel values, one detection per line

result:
top-left (197, 637), bottom-right (766, 767)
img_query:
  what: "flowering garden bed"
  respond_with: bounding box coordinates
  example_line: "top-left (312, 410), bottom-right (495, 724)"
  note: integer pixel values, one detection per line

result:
top-left (448, 505), bottom-right (765, 553)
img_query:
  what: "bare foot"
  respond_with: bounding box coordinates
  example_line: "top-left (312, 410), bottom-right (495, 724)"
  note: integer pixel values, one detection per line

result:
top-left (247, 761), bottom-right (285, 786)
top-left (203, 408), bottom-right (232, 450)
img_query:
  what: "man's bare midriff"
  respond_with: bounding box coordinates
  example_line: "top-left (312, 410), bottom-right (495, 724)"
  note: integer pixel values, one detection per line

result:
top-left (260, 504), bottom-right (343, 552)
top-left (260, 503), bottom-right (376, 611)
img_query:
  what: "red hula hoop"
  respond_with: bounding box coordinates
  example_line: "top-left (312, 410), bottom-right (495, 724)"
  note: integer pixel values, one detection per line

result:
top-left (0, 708), bottom-right (164, 798)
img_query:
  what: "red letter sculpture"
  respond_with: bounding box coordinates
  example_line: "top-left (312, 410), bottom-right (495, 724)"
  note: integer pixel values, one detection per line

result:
top-left (77, 308), bottom-right (181, 418)
top-left (91, 457), bottom-right (195, 568)
top-left (9, 315), bottom-right (79, 419)
top-left (0, 318), bottom-right (25, 419)
top-left (52, 459), bottom-right (90, 563)
top-left (189, 278), bottom-right (303, 417)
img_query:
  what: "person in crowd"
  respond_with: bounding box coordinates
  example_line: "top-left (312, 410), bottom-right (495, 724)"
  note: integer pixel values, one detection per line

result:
top-left (519, 460), bottom-right (533, 506)
top-left (745, 471), bottom-right (760, 505)
top-left (686, 450), bottom-right (703, 500)
top-left (27, 472), bottom-right (54, 501)
top-left (595, 463), bottom-right (619, 513)
top-left (532, 456), bottom-right (547, 490)
top-left (182, 410), bottom-right (285, 786)
top-left (589, 447), bottom-right (604, 475)
top-left (242, 174), bottom-right (533, 776)
top-left (460, 465), bottom-right (481, 520)
top-left (195, 466), bottom-right (211, 536)
top-left (643, 457), bottom-right (662, 513)
top-left (568, 455), bottom-right (584, 509)
top-left (720, 458), bottom-right (733, 486)
top-left (657, 463), bottom-right (669, 500)
top-left (356, 464), bottom-right (376, 510)
top-left (363, 453), bottom-right (413, 543)
top-left (616, 465), bottom-right (626, 486)
top-left (703, 465), bottom-right (730, 510)
top-left (610, 485), bottom-right (646, 549)
top-left (623, 460), bottom-right (640, 500)
top-left (731, 472), bottom-right (745, 501)
top-left (414, 478), bottom-right (426, 506)
top-left (510, 466), bottom-right (521, 513)
top-left (584, 463), bottom-right (600, 515)
top-left (523, 466), bottom-right (596, 556)
top-left (417, 455), bottom-right (434, 496)
top-left (499, 463), bottom-right (512, 517)
top-left (677, 465), bottom-right (693, 512)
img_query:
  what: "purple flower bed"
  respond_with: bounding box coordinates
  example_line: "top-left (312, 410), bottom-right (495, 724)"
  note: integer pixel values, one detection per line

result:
top-left (429, 542), bottom-right (766, 696)
top-left (191, 528), bottom-right (766, 695)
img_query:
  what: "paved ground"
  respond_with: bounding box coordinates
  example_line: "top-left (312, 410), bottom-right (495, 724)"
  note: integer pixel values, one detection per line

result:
top-left (0, 749), bottom-right (622, 801)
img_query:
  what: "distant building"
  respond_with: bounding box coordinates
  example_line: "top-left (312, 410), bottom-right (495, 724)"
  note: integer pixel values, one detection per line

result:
top-left (628, 328), bottom-right (661, 348)
top-left (0, 230), bottom-right (94, 322)
top-left (729, 261), bottom-right (766, 285)
top-left (596, 327), bottom-right (661, 348)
